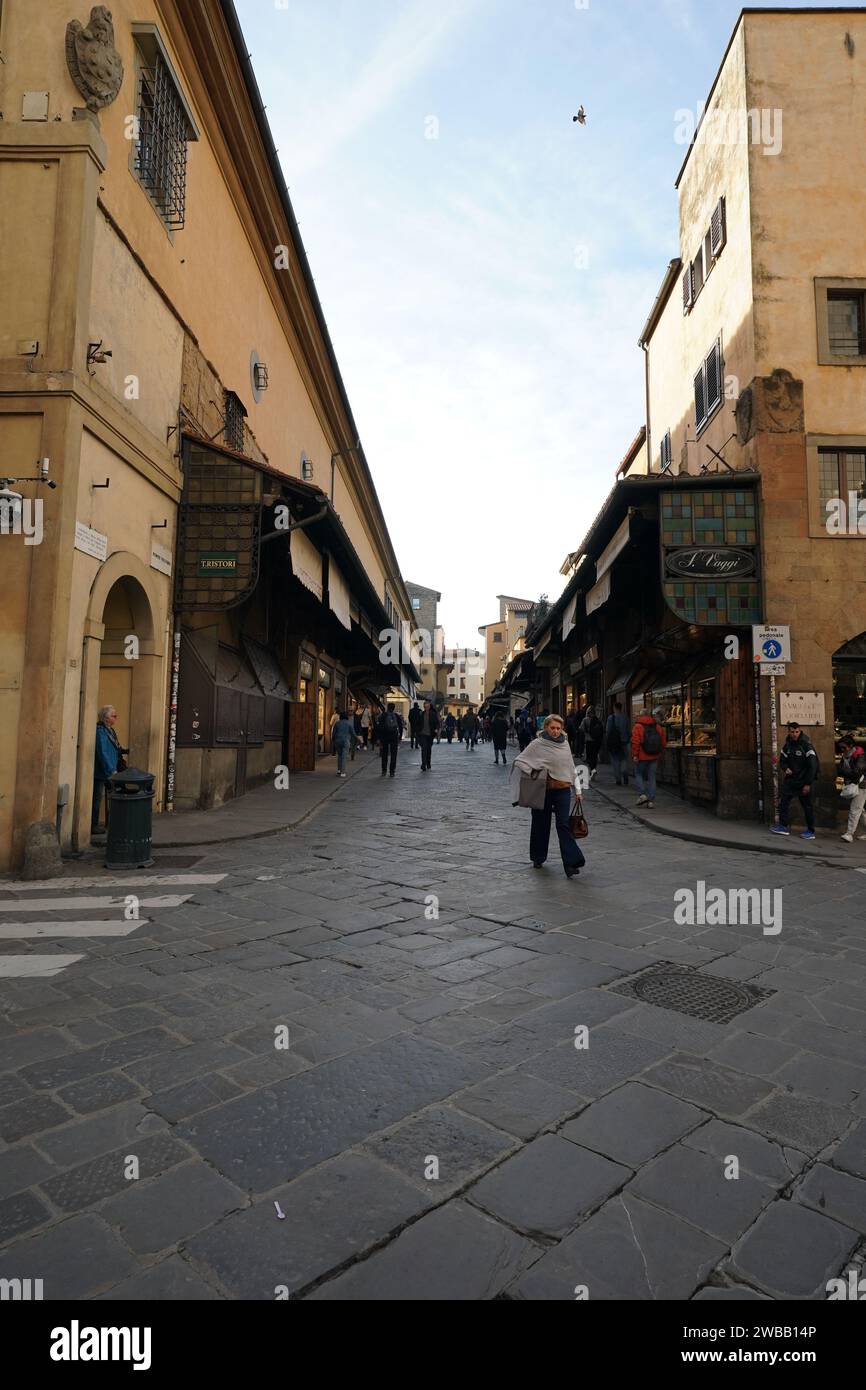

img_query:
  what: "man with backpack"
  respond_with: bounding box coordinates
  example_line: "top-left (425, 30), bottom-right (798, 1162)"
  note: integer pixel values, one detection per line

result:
top-left (580, 706), bottom-right (605, 782)
top-left (631, 708), bottom-right (666, 808)
top-left (771, 720), bottom-right (819, 839)
top-left (376, 702), bottom-right (404, 777)
top-left (606, 701), bottom-right (631, 786)
top-left (462, 707), bottom-right (480, 751)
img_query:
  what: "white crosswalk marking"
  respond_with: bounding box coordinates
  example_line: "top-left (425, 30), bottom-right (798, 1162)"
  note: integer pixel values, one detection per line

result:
top-left (0, 894), bottom-right (194, 913)
top-left (0, 873), bottom-right (227, 892)
top-left (0, 921), bottom-right (147, 939)
top-left (0, 872), bottom-right (225, 979)
top-left (0, 955), bottom-right (85, 978)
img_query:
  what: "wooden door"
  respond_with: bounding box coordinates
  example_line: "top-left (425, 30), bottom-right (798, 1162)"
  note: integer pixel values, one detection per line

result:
top-left (287, 701), bottom-right (316, 771)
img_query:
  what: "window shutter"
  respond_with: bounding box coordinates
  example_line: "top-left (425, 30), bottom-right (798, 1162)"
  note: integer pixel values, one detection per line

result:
top-left (694, 367), bottom-right (707, 431)
top-left (660, 431), bottom-right (672, 473)
top-left (692, 247), bottom-right (704, 298)
top-left (682, 264), bottom-right (693, 312)
top-left (710, 197), bottom-right (727, 257)
top-left (706, 340), bottom-right (723, 414)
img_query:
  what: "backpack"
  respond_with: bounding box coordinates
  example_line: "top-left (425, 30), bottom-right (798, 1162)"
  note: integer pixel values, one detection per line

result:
top-left (606, 718), bottom-right (623, 755)
top-left (642, 722), bottom-right (663, 756)
top-left (590, 717), bottom-right (604, 744)
top-left (383, 712), bottom-right (399, 736)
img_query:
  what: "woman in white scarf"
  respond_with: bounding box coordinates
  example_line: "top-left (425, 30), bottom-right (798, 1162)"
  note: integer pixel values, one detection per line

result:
top-left (512, 713), bottom-right (586, 878)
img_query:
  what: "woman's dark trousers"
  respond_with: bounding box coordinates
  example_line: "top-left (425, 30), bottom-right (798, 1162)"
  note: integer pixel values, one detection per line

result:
top-left (530, 788), bottom-right (585, 870)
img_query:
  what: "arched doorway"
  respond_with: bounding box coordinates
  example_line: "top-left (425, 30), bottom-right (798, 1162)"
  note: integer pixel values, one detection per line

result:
top-left (71, 555), bottom-right (165, 850)
top-left (833, 633), bottom-right (866, 741)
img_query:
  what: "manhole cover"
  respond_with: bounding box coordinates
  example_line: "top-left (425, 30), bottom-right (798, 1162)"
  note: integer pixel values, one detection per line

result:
top-left (610, 961), bottom-right (774, 1024)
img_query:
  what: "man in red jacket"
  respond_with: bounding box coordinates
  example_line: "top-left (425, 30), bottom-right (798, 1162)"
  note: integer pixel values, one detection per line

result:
top-left (631, 708), bottom-right (667, 808)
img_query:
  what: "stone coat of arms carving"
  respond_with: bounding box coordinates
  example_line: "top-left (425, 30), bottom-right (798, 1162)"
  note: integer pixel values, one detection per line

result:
top-left (65, 6), bottom-right (124, 113)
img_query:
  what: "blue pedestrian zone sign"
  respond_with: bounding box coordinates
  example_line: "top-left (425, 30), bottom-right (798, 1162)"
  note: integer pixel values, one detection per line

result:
top-left (752, 625), bottom-right (791, 665)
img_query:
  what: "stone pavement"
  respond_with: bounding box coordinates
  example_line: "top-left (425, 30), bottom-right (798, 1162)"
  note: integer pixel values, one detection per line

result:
top-left (592, 766), bottom-right (866, 866)
top-left (150, 745), bottom-right (373, 848)
top-left (1, 735), bottom-right (865, 1301)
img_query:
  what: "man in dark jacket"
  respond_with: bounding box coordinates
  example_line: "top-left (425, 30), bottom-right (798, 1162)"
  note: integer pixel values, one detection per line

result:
top-left (492, 711), bottom-right (509, 765)
top-left (418, 700), bottom-right (440, 772)
top-left (408, 701), bottom-right (423, 750)
top-left (376, 703), bottom-right (404, 777)
top-left (772, 721), bottom-right (819, 839)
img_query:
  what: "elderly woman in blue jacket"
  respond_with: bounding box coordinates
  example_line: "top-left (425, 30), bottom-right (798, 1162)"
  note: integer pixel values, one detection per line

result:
top-left (92, 704), bottom-right (124, 833)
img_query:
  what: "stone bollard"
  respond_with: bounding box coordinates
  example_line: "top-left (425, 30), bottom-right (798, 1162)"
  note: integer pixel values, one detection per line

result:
top-left (21, 820), bottom-right (63, 880)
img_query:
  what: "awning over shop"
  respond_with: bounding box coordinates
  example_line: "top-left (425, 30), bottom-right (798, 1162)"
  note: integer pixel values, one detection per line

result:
top-left (327, 555), bottom-right (351, 631)
top-left (242, 636), bottom-right (292, 699)
top-left (562, 595), bottom-right (577, 643)
top-left (290, 527), bottom-right (323, 600)
top-left (586, 571), bottom-right (611, 616)
top-left (607, 657), bottom-right (649, 697)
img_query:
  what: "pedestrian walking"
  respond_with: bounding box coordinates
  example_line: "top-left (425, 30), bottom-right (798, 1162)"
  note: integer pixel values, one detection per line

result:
top-left (332, 711), bottom-right (356, 777)
top-left (513, 713), bottom-right (585, 878)
top-left (360, 704), bottom-right (372, 749)
top-left (838, 734), bottom-right (866, 843)
top-left (463, 707), bottom-right (480, 751)
top-left (376, 703), bottom-right (404, 777)
top-left (445, 712), bottom-right (457, 743)
top-left (516, 708), bottom-right (534, 752)
top-left (482, 715), bottom-right (492, 744)
top-left (580, 706), bottom-right (604, 782)
top-left (631, 708), bottom-right (666, 808)
top-left (419, 699), bottom-right (440, 771)
top-left (605, 701), bottom-right (631, 786)
top-left (492, 710), bottom-right (509, 765)
top-left (92, 704), bottom-right (126, 835)
top-left (771, 720), bottom-right (819, 839)
top-left (408, 701), bottom-right (423, 750)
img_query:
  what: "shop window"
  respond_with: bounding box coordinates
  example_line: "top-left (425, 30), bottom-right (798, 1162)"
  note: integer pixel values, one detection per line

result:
top-left (298, 678), bottom-right (308, 703)
top-left (317, 686), bottom-right (326, 738)
top-left (816, 280), bottom-right (866, 365)
top-left (651, 682), bottom-right (685, 748)
top-left (833, 633), bottom-right (866, 741)
top-left (685, 676), bottom-right (717, 751)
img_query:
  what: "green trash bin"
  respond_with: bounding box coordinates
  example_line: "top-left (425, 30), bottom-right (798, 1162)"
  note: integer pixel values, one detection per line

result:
top-left (105, 767), bottom-right (155, 869)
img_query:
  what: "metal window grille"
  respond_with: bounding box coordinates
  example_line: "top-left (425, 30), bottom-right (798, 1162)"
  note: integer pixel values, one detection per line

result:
top-left (827, 292), bottom-right (866, 356)
top-left (224, 392), bottom-right (246, 452)
top-left (136, 56), bottom-right (189, 229)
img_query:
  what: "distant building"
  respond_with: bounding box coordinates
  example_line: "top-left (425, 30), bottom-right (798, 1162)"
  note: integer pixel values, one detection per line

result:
top-left (445, 649), bottom-right (484, 711)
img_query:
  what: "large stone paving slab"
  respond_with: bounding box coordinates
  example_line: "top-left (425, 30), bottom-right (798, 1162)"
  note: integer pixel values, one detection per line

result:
top-left (559, 1082), bottom-right (705, 1167)
top-left (362, 1104), bottom-right (517, 1193)
top-left (794, 1164), bottom-right (866, 1234)
top-left (0, 1213), bottom-right (135, 1300)
top-left (629, 1143), bottom-right (776, 1244)
top-left (468, 1134), bottom-right (629, 1238)
top-left (683, 1119), bottom-right (808, 1186)
top-left (186, 1153), bottom-right (433, 1298)
top-left (510, 1193), bottom-right (726, 1300)
top-left (829, 1120), bottom-right (866, 1179)
top-left (518, 1029), bottom-right (672, 1099)
top-left (177, 1034), bottom-right (484, 1191)
top-left (307, 1199), bottom-right (538, 1300)
top-left (453, 1071), bottom-right (584, 1140)
top-left (726, 1199), bottom-right (858, 1299)
top-left (638, 1053), bottom-right (775, 1118)
top-left (98, 1162), bottom-right (246, 1254)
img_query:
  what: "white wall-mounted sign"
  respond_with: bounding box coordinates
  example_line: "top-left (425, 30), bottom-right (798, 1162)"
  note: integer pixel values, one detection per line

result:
top-left (753, 624), bottom-right (791, 664)
top-left (150, 542), bottom-right (172, 576)
top-left (74, 521), bottom-right (107, 562)
top-left (762, 664), bottom-right (786, 677)
top-left (779, 691), bottom-right (825, 727)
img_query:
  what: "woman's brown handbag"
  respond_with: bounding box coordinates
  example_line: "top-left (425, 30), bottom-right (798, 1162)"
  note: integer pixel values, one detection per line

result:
top-left (569, 796), bottom-right (589, 839)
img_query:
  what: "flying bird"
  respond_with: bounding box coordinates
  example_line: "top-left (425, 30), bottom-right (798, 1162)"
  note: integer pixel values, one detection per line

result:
top-left (573, 106), bottom-right (587, 126)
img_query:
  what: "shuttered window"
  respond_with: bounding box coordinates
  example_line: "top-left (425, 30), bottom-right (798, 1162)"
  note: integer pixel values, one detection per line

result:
top-left (683, 196), bottom-right (726, 313)
top-left (710, 197), bottom-right (727, 257)
top-left (695, 338), bottom-right (724, 433)
top-left (660, 431), bottom-right (673, 473)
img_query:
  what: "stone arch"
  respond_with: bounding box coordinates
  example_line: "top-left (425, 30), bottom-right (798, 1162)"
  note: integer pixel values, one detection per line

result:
top-left (72, 551), bottom-right (167, 848)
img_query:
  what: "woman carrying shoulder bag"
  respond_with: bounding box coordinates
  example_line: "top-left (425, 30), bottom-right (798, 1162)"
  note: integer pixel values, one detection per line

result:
top-left (512, 713), bottom-right (586, 879)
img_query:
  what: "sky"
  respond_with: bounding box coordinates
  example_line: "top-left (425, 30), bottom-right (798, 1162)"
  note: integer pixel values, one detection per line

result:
top-left (234, 0), bottom-right (839, 649)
